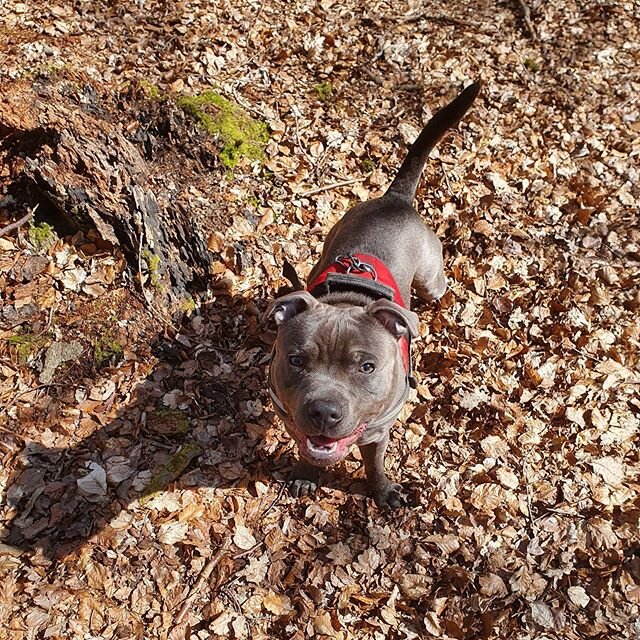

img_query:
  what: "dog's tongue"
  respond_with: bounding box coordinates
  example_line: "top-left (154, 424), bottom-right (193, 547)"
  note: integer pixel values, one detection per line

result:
top-left (308, 435), bottom-right (339, 446)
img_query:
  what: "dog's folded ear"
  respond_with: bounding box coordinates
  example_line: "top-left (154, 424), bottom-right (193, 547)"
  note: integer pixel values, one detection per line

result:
top-left (265, 290), bottom-right (319, 326)
top-left (365, 299), bottom-right (419, 339)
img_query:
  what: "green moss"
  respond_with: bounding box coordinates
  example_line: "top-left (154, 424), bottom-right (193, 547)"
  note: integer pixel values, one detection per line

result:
top-left (142, 248), bottom-right (163, 291)
top-left (360, 157), bottom-right (375, 173)
top-left (20, 63), bottom-right (65, 80)
top-left (245, 194), bottom-right (259, 208)
top-left (36, 63), bottom-right (62, 78)
top-left (140, 442), bottom-right (202, 503)
top-left (28, 222), bottom-right (56, 252)
top-left (139, 79), bottom-right (161, 99)
top-left (93, 333), bottom-right (124, 367)
top-left (177, 91), bottom-right (269, 169)
top-left (180, 296), bottom-right (196, 313)
top-left (314, 81), bottom-right (333, 102)
top-left (524, 58), bottom-right (540, 72)
top-left (7, 333), bottom-right (49, 363)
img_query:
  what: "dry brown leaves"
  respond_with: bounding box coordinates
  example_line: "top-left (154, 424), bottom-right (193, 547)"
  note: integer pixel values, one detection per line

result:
top-left (1, 0), bottom-right (639, 639)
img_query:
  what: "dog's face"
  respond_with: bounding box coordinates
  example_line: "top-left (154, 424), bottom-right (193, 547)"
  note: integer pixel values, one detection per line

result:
top-left (267, 292), bottom-right (418, 466)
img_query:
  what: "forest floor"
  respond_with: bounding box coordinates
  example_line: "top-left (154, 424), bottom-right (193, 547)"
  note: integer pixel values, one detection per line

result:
top-left (1, 0), bottom-right (639, 639)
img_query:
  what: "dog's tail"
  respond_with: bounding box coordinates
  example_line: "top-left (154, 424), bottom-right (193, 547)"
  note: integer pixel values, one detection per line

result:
top-left (385, 80), bottom-right (481, 203)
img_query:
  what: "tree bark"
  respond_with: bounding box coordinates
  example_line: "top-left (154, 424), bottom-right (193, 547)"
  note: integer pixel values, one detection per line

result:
top-left (0, 80), bottom-right (212, 307)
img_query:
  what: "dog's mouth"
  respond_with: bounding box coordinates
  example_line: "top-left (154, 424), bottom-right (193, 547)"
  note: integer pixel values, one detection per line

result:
top-left (291, 423), bottom-right (368, 466)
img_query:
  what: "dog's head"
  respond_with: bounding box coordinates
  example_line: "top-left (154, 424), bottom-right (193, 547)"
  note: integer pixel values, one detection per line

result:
top-left (266, 291), bottom-right (418, 466)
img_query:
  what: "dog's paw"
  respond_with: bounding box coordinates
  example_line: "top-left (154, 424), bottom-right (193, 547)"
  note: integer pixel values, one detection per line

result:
top-left (288, 461), bottom-right (320, 498)
top-left (288, 477), bottom-right (319, 497)
top-left (372, 481), bottom-right (406, 509)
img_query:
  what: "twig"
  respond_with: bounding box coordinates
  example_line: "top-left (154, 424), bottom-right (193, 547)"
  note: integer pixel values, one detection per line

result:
top-left (174, 537), bottom-right (264, 624)
top-left (521, 456), bottom-right (538, 536)
top-left (34, 305), bottom-right (56, 338)
top-left (535, 507), bottom-right (585, 521)
top-left (1, 383), bottom-right (66, 417)
top-left (246, 0), bottom-right (267, 47)
top-left (299, 177), bottom-right (365, 198)
top-left (514, 0), bottom-right (538, 40)
top-left (0, 204), bottom-right (38, 238)
top-left (261, 482), bottom-right (286, 518)
top-left (233, 540), bottom-right (264, 560)
top-left (361, 68), bottom-right (422, 93)
top-left (174, 537), bottom-right (231, 624)
top-left (397, 83), bottom-right (424, 92)
top-left (389, 11), bottom-right (474, 28)
top-left (441, 163), bottom-right (453, 196)
top-left (362, 68), bottom-right (386, 87)
top-left (289, 103), bottom-right (315, 168)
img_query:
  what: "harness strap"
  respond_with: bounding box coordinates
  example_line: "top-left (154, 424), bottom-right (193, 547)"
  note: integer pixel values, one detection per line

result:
top-left (307, 253), bottom-right (407, 307)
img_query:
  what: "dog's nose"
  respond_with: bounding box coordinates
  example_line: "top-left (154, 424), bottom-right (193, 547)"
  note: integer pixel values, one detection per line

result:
top-left (307, 399), bottom-right (343, 429)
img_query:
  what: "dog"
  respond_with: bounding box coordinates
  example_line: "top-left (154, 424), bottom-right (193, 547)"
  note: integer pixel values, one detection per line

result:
top-left (266, 82), bottom-right (480, 507)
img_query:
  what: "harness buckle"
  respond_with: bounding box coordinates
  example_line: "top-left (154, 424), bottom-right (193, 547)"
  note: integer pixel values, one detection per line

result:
top-left (335, 254), bottom-right (378, 280)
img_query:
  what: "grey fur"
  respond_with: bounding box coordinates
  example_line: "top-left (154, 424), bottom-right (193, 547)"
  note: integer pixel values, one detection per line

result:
top-left (267, 81), bottom-right (480, 507)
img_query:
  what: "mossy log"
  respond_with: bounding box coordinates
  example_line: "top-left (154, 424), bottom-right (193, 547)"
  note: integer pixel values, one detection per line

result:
top-left (0, 80), bottom-right (212, 307)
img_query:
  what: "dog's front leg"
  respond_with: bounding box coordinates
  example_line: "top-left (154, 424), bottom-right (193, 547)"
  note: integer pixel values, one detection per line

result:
top-left (360, 437), bottom-right (405, 508)
top-left (288, 459), bottom-right (321, 497)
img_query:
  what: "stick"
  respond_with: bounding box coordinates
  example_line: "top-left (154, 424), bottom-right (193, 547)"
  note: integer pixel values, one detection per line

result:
top-left (299, 177), bottom-right (365, 198)
top-left (290, 105), bottom-right (315, 169)
top-left (1, 382), bottom-right (66, 417)
top-left (174, 537), bottom-right (231, 624)
top-left (174, 538), bottom-right (264, 624)
top-left (521, 456), bottom-right (538, 536)
top-left (514, 0), bottom-right (537, 40)
top-left (362, 68), bottom-right (386, 87)
top-left (261, 482), bottom-right (286, 518)
top-left (0, 205), bottom-right (37, 238)
top-left (391, 11), bottom-right (474, 28)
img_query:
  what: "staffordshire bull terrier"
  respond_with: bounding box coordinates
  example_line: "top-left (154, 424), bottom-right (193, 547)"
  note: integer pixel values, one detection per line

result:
top-left (266, 81), bottom-right (480, 507)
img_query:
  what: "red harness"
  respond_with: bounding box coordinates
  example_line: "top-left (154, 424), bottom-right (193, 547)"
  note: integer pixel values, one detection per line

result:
top-left (307, 253), bottom-right (412, 375)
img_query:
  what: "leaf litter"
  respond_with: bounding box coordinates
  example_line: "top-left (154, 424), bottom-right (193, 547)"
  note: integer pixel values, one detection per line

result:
top-left (1, 0), bottom-right (639, 639)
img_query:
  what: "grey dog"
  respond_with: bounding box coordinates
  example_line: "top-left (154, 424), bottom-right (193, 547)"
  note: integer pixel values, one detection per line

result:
top-left (266, 81), bottom-right (480, 507)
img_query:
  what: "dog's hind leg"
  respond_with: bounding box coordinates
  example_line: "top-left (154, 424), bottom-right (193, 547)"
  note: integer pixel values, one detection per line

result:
top-left (411, 230), bottom-right (447, 301)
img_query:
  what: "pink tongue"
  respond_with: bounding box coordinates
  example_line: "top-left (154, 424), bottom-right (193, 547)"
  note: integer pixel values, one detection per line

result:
top-left (308, 435), bottom-right (339, 446)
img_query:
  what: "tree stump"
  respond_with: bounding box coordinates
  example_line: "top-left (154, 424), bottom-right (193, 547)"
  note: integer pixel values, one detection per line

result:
top-left (0, 79), bottom-right (213, 307)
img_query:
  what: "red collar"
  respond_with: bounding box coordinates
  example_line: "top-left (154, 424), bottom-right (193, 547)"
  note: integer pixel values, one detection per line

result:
top-left (307, 253), bottom-right (411, 374)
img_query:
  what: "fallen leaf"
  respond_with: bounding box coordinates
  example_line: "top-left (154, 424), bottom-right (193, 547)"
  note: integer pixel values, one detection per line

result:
top-left (470, 483), bottom-right (504, 513)
top-left (158, 521), bottom-right (189, 544)
top-left (529, 602), bottom-right (557, 629)
top-left (591, 456), bottom-right (625, 487)
top-left (262, 591), bottom-right (293, 615)
top-left (479, 574), bottom-right (508, 597)
top-left (77, 462), bottom-right (107, 498)
top-left (233, 525), bottom-right (257, 550)
top-left (326, 542), bottom-right (352, 565)
top-left (567, 586), bottom-right (590, 608)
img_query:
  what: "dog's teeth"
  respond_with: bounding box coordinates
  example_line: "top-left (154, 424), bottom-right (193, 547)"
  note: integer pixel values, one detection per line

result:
top-left (306, 438), bottom-right (338, 454)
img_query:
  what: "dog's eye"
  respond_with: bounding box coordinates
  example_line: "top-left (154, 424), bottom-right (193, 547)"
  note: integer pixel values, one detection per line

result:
top-left (360, 362), bottom-right (376, 374)
top-left (288, 354), bottom-right (304, 367)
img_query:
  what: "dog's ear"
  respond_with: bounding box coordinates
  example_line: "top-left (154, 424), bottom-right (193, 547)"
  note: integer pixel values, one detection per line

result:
top-left (265, 291), bottom-right (319, 326)
top-left (365, 299), bottom-right (419, 339)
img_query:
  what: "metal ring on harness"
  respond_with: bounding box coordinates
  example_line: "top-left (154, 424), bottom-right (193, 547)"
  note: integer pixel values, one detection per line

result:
top-left (334, 254), bottom-right (378, 279)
